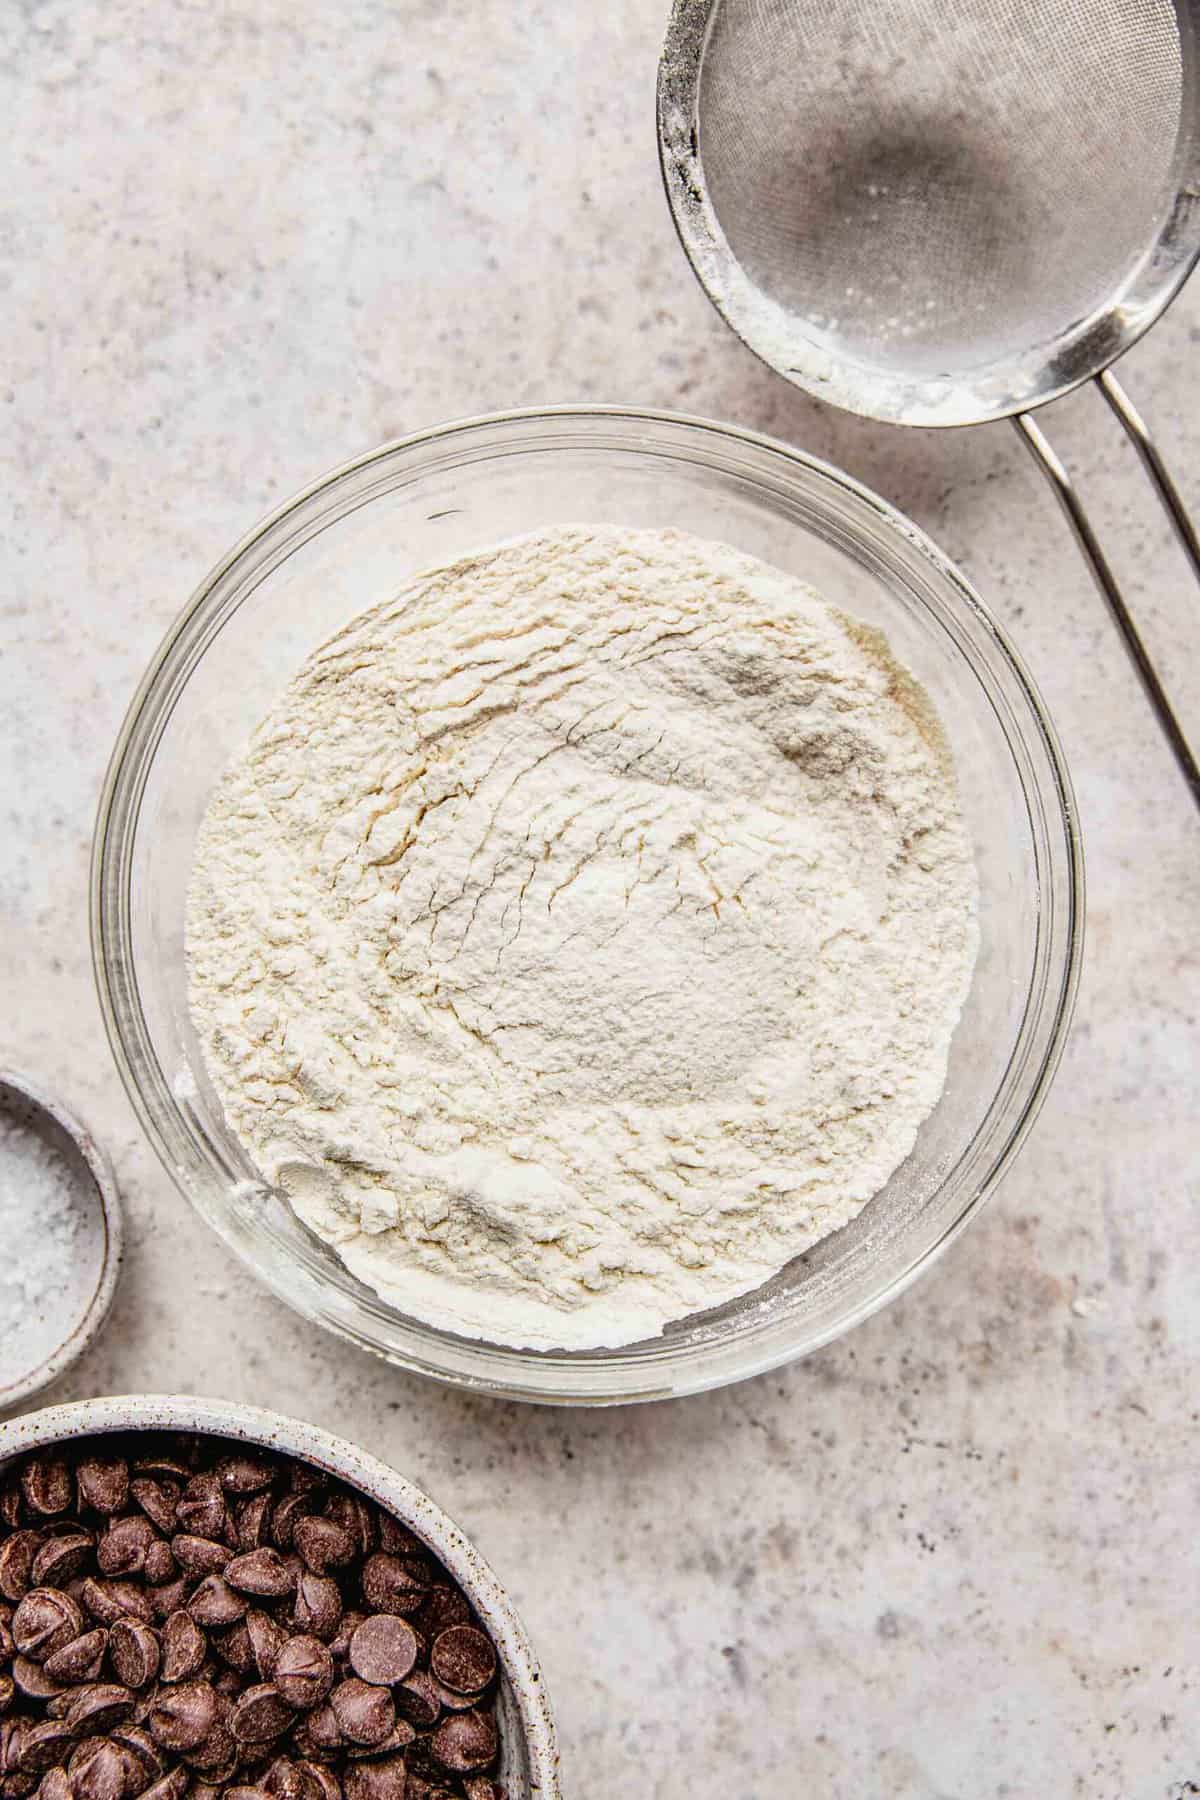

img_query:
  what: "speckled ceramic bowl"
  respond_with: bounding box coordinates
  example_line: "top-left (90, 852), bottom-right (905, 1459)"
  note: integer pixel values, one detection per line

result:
top-left (0, 1394), bottom-right (560, 1798)
top-left (0, 1072), bottom-right (124, 1413)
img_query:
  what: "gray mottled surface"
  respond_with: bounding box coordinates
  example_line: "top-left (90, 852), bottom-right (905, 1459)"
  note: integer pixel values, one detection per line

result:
top-left (2, 5), bottom-right (1198, 1796)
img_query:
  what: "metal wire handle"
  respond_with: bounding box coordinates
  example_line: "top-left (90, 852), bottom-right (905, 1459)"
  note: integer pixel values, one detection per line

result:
top-left (1016, 373), bottom-right (1200, 807)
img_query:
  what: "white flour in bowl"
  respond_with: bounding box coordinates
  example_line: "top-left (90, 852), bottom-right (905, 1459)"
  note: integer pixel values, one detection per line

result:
top-left (187, 525), bottom-right (978, 1349)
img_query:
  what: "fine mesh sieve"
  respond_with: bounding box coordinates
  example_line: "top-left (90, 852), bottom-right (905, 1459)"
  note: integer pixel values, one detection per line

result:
top-left (658, 0), bottom-right (1200, 801)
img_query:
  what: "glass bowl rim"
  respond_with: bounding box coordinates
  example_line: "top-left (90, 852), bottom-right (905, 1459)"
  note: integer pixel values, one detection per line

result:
top-left (90, 403), bottom-right (1086, 1403)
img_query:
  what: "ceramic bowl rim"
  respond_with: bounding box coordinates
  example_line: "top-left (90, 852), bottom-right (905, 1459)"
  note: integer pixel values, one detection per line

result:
top-left (0, 1071), bottom-right (124, 1412)
top-left (0, 1392), bottom-right (560, 1796)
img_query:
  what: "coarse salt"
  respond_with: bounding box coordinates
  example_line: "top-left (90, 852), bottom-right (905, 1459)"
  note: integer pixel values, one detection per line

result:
top-left (0, 1106), bottom-right (105, 1392)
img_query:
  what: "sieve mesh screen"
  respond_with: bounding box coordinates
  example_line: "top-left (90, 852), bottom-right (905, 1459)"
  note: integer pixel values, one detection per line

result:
top-left (696, 0), bottom-right (1183, 380)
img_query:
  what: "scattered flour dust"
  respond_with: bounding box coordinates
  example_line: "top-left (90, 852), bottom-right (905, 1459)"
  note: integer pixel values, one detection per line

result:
top-left (186, 525), bottom-right (979, 1349)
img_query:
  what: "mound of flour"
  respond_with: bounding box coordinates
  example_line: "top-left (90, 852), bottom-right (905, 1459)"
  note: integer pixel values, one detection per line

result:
top-left (187, 525), bottom-right (978, 1349)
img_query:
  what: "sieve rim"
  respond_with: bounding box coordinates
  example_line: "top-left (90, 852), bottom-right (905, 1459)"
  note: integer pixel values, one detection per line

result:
top-left (657, 0), bottom-right (1200, 426)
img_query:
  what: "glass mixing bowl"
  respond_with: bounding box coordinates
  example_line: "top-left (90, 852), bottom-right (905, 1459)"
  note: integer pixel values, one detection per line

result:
top-left (92, 408), bottom-right (1083, 1404)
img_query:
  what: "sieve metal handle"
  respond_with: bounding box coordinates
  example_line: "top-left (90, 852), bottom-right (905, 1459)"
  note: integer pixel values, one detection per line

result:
top-left (1015, 382), bottom-right (1200, 808)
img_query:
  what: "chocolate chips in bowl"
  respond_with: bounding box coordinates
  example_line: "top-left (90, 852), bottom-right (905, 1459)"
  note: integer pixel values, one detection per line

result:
top-left (0, 1423), bottom-right (538, 1800)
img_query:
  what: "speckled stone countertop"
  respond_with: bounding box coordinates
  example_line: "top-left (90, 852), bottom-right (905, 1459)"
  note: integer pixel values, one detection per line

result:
top-left (2, 5), bottom-right (1198, 1796)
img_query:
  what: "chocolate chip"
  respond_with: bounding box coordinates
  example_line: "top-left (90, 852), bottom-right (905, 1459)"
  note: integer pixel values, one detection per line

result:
top-left (157, 1612), bottom-right (205, 1685)
top-left (291, 1525), bottom-right (351, 1582)
top-left (342, 1757), bottom-right (408, 1800)
top-left (298, 1758), bottom-right (335, 1799)
top-left (429, 1627), bottom-right (495, 1698)
top-left (17, 1726), bottom-right (75, 1776)
top-left (135, 1772), bottom-right (188, 1800)
top-left (291, 1579), bottom-right (340, 1645)
top-left (186, 1577), bottom-right (244, 1631)
top-left (0, 1677), bottom-right (11, 1717)
top-left (327, 1684), bottom-right (393, 1751)
top-left (408, 1781), bottom-right (455, 1800)
top-left (244, 1614), bottom-right (287, 1682)
top-left (31, 1535), bottom-right (93, 1590)
top-left (181, 1715), bottom-right (237, 1778)
top-left (296, 1764), bottom-right (340, 1800)
top-left (297, 1778), bottom-right (338, 1800)
top-left (0, 1719), bottom-right (28, 1772)
top-left (33, 1769), bottom-right (71, 1800)
top-left (63, 1741), bottom-right (103, 1781)
top-left (96, 1523), bottom-right (157, 1583)
top-left (13, 1592), bottom-right (84, 1662)
top-left (108, 1624), bottom-right (160, 1691)
top-left (147, 1682), bottom-right (217, 1753)
top-left (427, 1680), bottom-right (473, 1716)
top-left (322, 1500), bottom-right (375, 1566)
top-left (391, 1743), bottom-right (437, 1791)
top-left (260, 1757), bottom-right (307, 1800)
top-left (146, 1584), bottom-right (188, 1627)
top-left (216, 1460), bottom-right (275, 1499)
top-left (67, 1688), bottom-right (136, 1735)
top-left (109, 1725), bottom-right (162, 1783)
top-left (80, 1585), bottom-right (152, 1632)
top-left (139, 1546), bottom-right (174, 1592)
top-left (230, 1686), bottom-right (294, 1747)
top-left (393, 1672), bottom-right (440, 1729)
top-left (326, 1616), bottom-right (366, 1668)
top-left (234, 1498), bottom-right (273, 1554)
top-left (267, 1497), bottom-right (314, 1555)
top-left (224, 1553), bottom-right (292, 1600)
top-left (272, 1641), bottom-right (332, 1714)
top-left (0, 1536), bottom-right (40, 1606)
top-left (175, 1480), bottom-right (225, 1545)
top-left (346, 1620), bottom-right (416, 1690)
top-left (212, 1622), bottom-right (255, 1677)
top-left (359, 1559), bottom-right (425, 1621)
top-left (462, 1781), bottom-right (500, 1800)
top-left (291, 1705), bottom-right (340, 1759)
top-left (168, 1540), bottom-right (229, 1581)
top-left (413, 1588), bottom-right (470, 1640)
top-left (43, 1631), bottom-right (108, 1685)
top-left (225, 1789), bottom-right (270, 1800)
top-left (103, 1743), bottom-right (147, 1799)
top-left (373, 1516), bottom-right (424, 1561)
top-left (128, 1485), bottom-right (178, 1540)
top-left (69, 1741), bottom-right (128, 1800)
top-left (430, 1709), bottom-right (497, 1775)
top-left (341, 1719), bottom-right (414, 1764)
top-left (11, 1660), bottom-right (65, 1702)
top-left (21, 1462), bottom-right (72, 1521)
top-left (130, 1455), bottom-right (188, 1487)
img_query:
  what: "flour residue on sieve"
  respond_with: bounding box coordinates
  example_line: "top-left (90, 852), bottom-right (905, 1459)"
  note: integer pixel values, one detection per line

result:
top-left (186, 525), bottom-right (979, 1349)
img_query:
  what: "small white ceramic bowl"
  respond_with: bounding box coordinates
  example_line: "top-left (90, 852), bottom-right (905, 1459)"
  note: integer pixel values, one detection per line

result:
top-left (0, 1394), bottom-right (560, 1799)
top-left (0, 1072), bottom-right (124, 1413)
